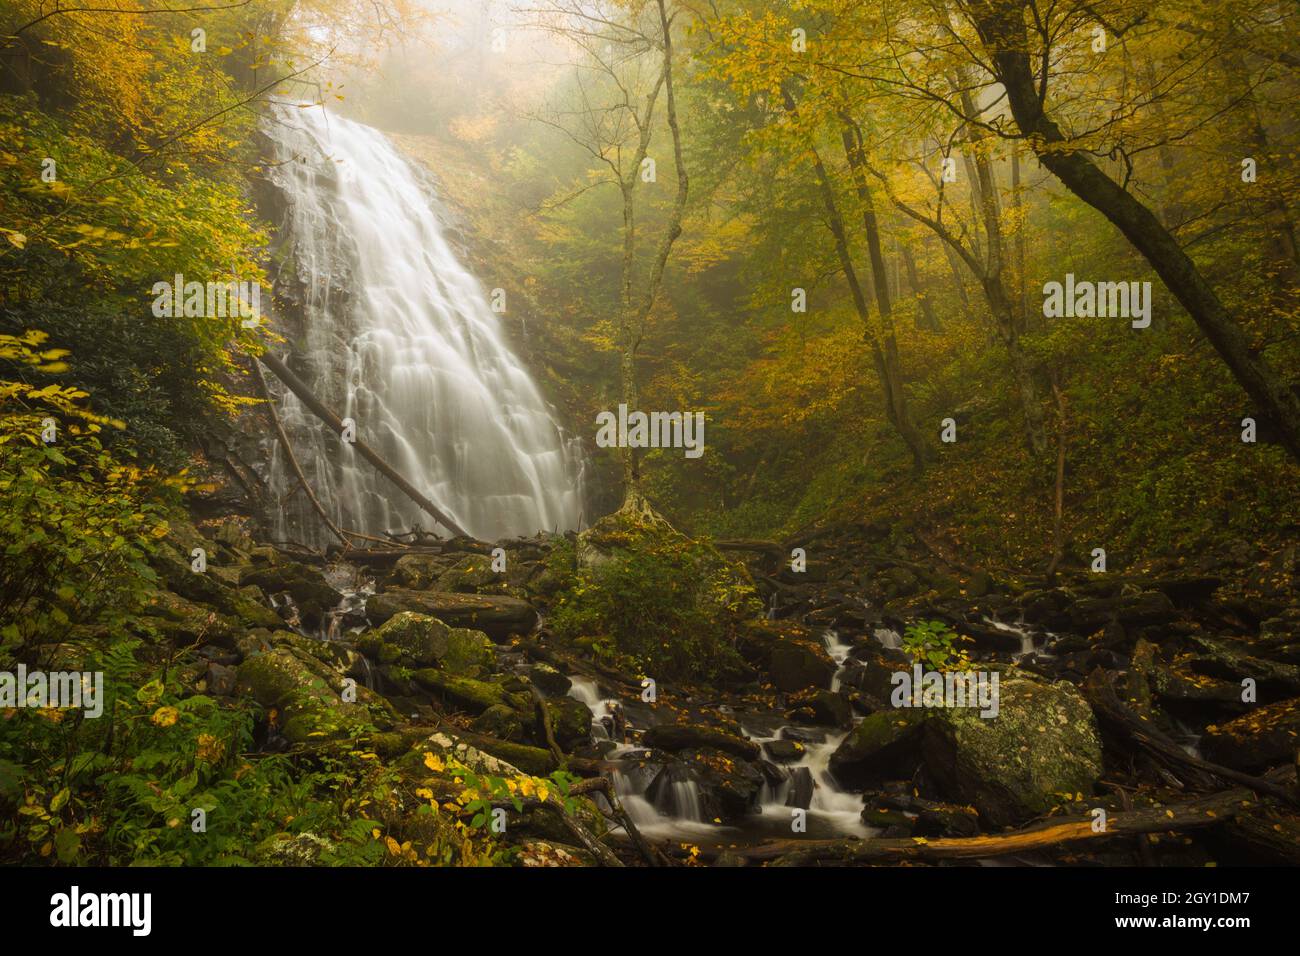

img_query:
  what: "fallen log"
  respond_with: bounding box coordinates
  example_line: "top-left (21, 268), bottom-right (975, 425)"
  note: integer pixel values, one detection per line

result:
top-left (258, 351), bottom-right (474, 541)
top-left (1083, 668), bottom-right (1300, 806)
top-left (250, 356), bottom-right (351, 553)
top-left (669, 788), bottom-right (1256, 865)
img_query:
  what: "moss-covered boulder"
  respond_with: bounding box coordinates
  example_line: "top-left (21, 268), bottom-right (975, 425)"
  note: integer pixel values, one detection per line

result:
top-left (411, 669), bottom-right (530, 715)
top-left (240, 560), bottom-right (342, 628)
top-left (368, 589), bottom-right (537, 640)
top-left (436, 555), bottom-right (509, 594)
top-left (387, 553), bottom-right (454, 589)
top-left (921, 674), bottom-right (1103, 827)
top-left (545, 695), bottom-right (594, 750)
top-left (357, 612), bottom-right (495, 674)
top-left (642, 723), bottom-right (760, 760)
top-left (472, 703), bottom-right (525, 741)
top-left (829, 709), bottom-right (930, 788)
top-left (235, 644), bottom-right (381, 744)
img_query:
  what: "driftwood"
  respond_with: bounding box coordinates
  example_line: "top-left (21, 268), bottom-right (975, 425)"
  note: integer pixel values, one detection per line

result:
top-left (1083, 668), bottom-right (1300, 806)
top-left (572, 776), bottom-right (670, 867)
top-left (250, 357), bottom-right (353, 553)
top-left (669, 788), bottom-right (1256, 865)
top-left (258, 351), bottom-right (474, 541)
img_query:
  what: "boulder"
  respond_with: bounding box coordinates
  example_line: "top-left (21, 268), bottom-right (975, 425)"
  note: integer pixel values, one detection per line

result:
top-left (235, 644), bottom-right (381, 744)
top-left (388, 553), bottom-right (452, 590)
top-left (411, 669), bottom-right (530, 715)
top-left (829, 710), bottom-right (928, 789)
top-left (240, 561), bottom-right (342, 628)
top-left (368, 589), bottom-right (537, 640)
top-left (544, 695), bottom-right (594, 750)
top-left (436, 555), bottom-right (509, 594)
top-left (357, 612), bottom-right (495, 674)
top-left (527, 663), bottom-right (572, 697)
top-left (642, 723), bottom-right (760, 760)
top-left (768, 639), bottom-right (835, 693)
top-left (763, 739), bottom-right (807, 764)
top-left (921, 674), bottom-right (1103, 828)
top-left (471, 704), bottom-right (524, 742)
top-left (787, 689), bottom-right (853, 727)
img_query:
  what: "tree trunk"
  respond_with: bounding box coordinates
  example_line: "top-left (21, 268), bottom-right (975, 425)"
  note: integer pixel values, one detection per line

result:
top-left (257, 352), bottom-right (473, 540)
top-left (837, 118), bottom-right (932, 470)
top-left (901, 242), bottom-right (940, 330)
top-left (967, 0), bottom-right (1300, 462)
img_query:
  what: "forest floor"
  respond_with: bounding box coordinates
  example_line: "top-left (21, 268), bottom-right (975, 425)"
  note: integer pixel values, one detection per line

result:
top-left (135, 486), bottom-right (1300, 866)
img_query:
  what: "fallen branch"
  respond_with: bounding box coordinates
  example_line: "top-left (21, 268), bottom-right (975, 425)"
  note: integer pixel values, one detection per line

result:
top-left (250, 357), bottom-right (351, 554)
top-left (575, 776), bottom-right (671, 867)
top-left (258, 351), bottom-right (474, 541)
top-left (1083, 669), bottom-right (1300, 806)
top-left (671, 788), bottom-right (1255, 865)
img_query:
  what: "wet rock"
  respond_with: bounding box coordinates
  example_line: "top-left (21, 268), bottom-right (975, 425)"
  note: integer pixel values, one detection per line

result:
top-left (763, 739), bottom-right (807, 764)
top-left (768, 639), bottom-right (836, 693)
top-left (240, 561), bottom-right (342, 629)
top-left (675, 748), bottom-right (765, 820)
top-left (785, 767), bottom-right (814, 810)
top-left (829, 709), bottom-right (929, 788)
top-left (642, 723), bottom-right (760, 760)
top-left (914, 801), bottom-right (981, 837)
top-left (472, 703), bottom-right (524, 741)
top-left (368, 589), bottom-right (538, 640)
top-left (527, 663), bottom-right (572, 697)
top-left (357, 611), bottom-right (495, 674)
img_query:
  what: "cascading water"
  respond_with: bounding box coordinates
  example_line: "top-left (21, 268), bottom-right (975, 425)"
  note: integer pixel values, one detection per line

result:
top-left (261, 104), bottom-right (583, 545)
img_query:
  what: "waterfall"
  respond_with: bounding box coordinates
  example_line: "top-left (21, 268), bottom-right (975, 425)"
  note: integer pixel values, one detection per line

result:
top-left (260, 104), bottom-right (583, 545)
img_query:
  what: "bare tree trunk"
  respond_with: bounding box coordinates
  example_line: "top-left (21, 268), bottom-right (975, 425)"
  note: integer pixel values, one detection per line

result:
top-left (258, 352), bottom-right (473, 540)
top-left (901, 243), bottom-right (940, 330)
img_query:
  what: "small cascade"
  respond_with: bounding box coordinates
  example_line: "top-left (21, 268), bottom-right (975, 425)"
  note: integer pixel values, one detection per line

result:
top-left (981, 615), bottom-right (1056, 659)
top-left (872, 626), bottom-right (903, 650)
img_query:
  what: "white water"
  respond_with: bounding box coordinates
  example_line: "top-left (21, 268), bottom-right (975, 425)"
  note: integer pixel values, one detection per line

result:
top-left (262, 104), bottom-right (583, 544)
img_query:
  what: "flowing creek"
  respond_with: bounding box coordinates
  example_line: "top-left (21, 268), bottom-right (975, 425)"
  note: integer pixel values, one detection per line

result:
top-left (564, 630), bottom-right (875, 844)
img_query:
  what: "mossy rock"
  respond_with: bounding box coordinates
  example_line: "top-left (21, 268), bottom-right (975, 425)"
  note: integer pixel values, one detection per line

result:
top-left (436, 555), bottom-right (510, 594)
top-left (388, 553), bottom-right (454, 589)
top-left (544, 695), bottom-right (593, 750)
top-left (472, 703), bottom-right (524, 741)
top-left (235, 645), bottom-right (378, 744)
top-left (829, 709), bottom-right (929, 788)
top-left (921, 674), bottom-right (1103, 828)
top-left (138, 589), bottom-right (243, 648)
top-left (357, 612), bottom-right (495, 674)
top-left (240, 561), bottom-right (342, 628)
top-left (411, 669), bottom-right (530, 715)
top-left (368, 589), bottom-right (537, 640)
